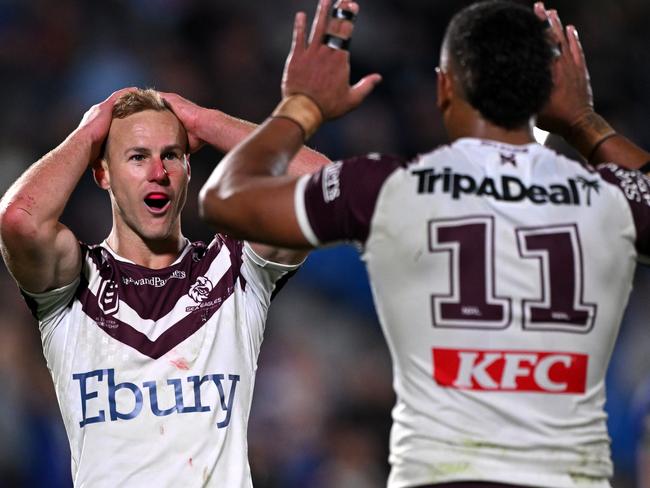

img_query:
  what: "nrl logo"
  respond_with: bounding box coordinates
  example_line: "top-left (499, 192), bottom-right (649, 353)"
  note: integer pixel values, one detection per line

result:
top-left (98, 280), bottom-right (119, 315)
top-left (188, 276), bottom-right (213, 303)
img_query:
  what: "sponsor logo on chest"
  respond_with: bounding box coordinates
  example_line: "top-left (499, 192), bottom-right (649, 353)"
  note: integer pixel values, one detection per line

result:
top-left (412, 167), bottom-right (600, 206)
top-left (72, 368), bottom-right (240, 428)
top-left (433, 348), bottom-right (588, 393)
top-left (121, 270), bottom-right (186, 287)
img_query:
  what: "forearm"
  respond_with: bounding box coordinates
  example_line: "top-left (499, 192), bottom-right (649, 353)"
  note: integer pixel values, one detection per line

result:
top-left (199, 117), bottom-right (304, 232)
top-left (564, 111), bottom-right (650, 171)
top-left (198, 109), bottom-right (329, 175)
top-left (202, 117), bottom-right (303, 199)
top-left (590, 134), bottom-right (650, 171)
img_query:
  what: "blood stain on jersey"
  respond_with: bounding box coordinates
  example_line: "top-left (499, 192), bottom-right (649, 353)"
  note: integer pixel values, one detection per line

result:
top-left (170, 357), bottom-right (190, 370)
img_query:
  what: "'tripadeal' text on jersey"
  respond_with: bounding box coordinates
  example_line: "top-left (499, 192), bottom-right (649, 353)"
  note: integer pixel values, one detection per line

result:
top-left (23, 235), bottom-right (298, 487)
top-left (294, 138), bottom-right (650, 488)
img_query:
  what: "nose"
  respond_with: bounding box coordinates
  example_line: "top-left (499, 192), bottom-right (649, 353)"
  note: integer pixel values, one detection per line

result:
top-left (149, 156), bottom-right (169, 183)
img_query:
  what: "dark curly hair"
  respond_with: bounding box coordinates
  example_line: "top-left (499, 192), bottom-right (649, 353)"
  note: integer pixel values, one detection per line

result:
top-left (443, 0), bottom-right (554, 129)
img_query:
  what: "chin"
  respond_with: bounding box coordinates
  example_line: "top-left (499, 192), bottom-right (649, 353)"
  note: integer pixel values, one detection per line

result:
top-left (136, 222), bottom-right (177, 243)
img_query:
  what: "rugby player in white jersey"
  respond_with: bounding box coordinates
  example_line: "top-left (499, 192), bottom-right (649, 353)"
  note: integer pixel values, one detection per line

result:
top-left (198, 0), bottom-right (650, 487)
top-left (0, 86), bottom-right (331, 486)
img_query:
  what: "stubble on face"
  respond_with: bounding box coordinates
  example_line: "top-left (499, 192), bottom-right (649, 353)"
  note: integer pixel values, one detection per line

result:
top-left (102, 110), bottom-right (190, 246)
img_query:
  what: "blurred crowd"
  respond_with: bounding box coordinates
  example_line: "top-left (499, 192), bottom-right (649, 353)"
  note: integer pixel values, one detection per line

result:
top-left (0, 0), bottom-right (649, 486)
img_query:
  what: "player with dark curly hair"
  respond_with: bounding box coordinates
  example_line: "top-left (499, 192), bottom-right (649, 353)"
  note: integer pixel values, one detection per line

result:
top-left (200, 0), bottom-right (650, 487)
top-left (442, 0), bottom-right (553, 130)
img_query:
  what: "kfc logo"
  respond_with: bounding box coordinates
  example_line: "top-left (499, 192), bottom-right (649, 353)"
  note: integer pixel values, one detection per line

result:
top-left (433, 348), bottom-right (587, 394)
top-left (188, 276), bottom-right (213, 303)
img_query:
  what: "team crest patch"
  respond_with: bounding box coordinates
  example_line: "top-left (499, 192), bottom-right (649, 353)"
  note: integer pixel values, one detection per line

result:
top-left (188, 276), bottom-right (214, 303)
top-left (98, 280), bottom-right (119, 315)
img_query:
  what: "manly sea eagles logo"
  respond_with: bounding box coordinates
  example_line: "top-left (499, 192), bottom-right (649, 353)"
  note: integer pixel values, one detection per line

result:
top-left (98, 280), bottom-right (119, 315)
top-left (188, 276), bottom-right (214, 303)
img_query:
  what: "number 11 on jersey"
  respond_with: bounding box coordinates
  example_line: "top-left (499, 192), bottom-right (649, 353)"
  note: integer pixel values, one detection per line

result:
top-left (429, 216), bottom-right (596, 332)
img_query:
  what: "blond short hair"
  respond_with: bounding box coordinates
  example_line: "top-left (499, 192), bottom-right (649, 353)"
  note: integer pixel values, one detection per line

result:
top-left (112, 88), bottom-right (171, 119)
top-left (102, 88), bottom-right (187, 158)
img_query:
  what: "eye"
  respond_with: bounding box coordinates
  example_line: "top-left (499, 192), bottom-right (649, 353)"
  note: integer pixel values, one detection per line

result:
top-left (129, 154), bottom-right (146, 162)
top-left (162, 151), bottom-right (181, 161)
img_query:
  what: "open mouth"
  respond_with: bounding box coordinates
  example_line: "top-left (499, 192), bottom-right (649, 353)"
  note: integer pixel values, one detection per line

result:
top-left (144, 192), bottom-right (171, 212)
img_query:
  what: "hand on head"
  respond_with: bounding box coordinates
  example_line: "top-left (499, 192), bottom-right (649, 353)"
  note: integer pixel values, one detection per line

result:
top-left (282, 0), bottom-right (382, 122)
top-left (534, 3), bottom-right (594, 138)
top-left (159, 92), bottom-right (206, 154)
top-left (78, 87), bottom-right (137, 162)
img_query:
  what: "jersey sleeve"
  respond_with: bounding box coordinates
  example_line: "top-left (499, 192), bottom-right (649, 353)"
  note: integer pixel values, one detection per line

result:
top-left (20, 242), bottom-right (86, 326)
top-left (21, 278), bottom-right (80, 324)
top-left (598, 163), bottom-right (650, 262)
top-left (239, 242), bottom-right (302, 355)
top-left (294, 154), bottom-right (406, 246)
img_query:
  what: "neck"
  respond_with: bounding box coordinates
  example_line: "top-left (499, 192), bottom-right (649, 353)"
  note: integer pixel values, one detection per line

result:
top-left (106, 226), bottom-right (186, 269)
top-left (445, 102), bottom-right (535, 146)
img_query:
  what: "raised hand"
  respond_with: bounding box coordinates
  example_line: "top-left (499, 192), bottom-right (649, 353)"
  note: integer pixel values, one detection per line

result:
top-left (77, 87), bottom-right (136, 162)
top-left (161, 92), bottom-right (207, 153)
top-left (281, 0), bottom-right (382, 121)
top-left (534, 3), bottom-right (594, 138)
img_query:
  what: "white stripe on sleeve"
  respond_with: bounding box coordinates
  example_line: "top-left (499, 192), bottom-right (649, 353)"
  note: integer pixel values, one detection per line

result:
top-left (294, 174), bottom-right (321, 247)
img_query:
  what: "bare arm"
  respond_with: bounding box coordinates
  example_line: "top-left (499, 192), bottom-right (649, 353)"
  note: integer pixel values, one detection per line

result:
top-left (535, 3), bottom-right (650, 171)
top-left (163, 79), bottom-right (333, 263)
top-left (0, 89), bottom-right (130, 292)
top-left (163, 92), bottom-right (330, 177)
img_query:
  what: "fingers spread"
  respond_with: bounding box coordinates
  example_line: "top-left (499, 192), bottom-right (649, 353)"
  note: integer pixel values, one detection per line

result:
top-left (567, 25), bottom-right (587, 70)
top-left (548, 10), bottom-right (568, 58)
top-left (290, 12), bottom-right (307, 56)
top-left (326, 1), bottom-right (358, 41)
top-left (348, 73), bottom-right (382, 108)
top-left (106, 87), bottom-right (136, 105)
top-left (308, 0), bottom-right (332, 45)
top-left (533, 2), bottom-right (547, 22)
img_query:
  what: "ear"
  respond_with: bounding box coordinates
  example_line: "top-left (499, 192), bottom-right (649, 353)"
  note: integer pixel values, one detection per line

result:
top-left (436, 67), bottom-right (453, 113)
top-left (92, 158), bottom-right (111, 190)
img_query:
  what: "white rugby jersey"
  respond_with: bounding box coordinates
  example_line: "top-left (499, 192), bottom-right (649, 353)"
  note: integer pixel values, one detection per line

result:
top-left (294, 138), bottom-right (650, 488)
top-left (23, 235), bottom-right (298, 487)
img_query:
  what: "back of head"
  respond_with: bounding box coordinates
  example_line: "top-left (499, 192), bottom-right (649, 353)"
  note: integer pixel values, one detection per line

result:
top-left (443, 0), bottom-right (554, 129)
top-left (112, 88), bottom-right (171, 119)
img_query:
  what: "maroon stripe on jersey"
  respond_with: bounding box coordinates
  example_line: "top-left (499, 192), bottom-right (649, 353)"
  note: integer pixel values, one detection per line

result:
top-left (76, 235), bottom-right (245, 359)
top-left (598, 164), bottom-right (650, 256)
top-left (303, 154), bottom-right (406, 244)
top-left (82, 236), bottom-right (243, 321)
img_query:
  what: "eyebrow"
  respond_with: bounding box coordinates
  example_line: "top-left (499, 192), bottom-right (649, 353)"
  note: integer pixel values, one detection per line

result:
top-left (124, 145), bottom-right (184, 156)
top-left (161, 145), bottom-right (185, 153)
top-left (124, 147), bottom-right (151, 156)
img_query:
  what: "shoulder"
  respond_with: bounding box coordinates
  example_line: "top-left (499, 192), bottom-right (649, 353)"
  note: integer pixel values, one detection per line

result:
top-left (315, 153), bottom-right (408, 197)
top-left (297, 153), bottom-right (410, 245)
top-left (596, 163), bottom-right (650, 199)
top-left (595, 163), bottom-right (650, 258)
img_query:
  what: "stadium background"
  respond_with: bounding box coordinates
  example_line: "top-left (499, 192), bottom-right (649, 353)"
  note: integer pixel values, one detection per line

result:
top-left (0, 0), bottom-right (649, 486)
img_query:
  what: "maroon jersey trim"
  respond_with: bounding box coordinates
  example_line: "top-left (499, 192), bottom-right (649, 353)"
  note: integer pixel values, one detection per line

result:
top-left (76, 236), bottom-right (245, 359)
top-left (598, 164), bottom-right (650, 258)
top-left (302, 154), bottom-right (406, 244)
